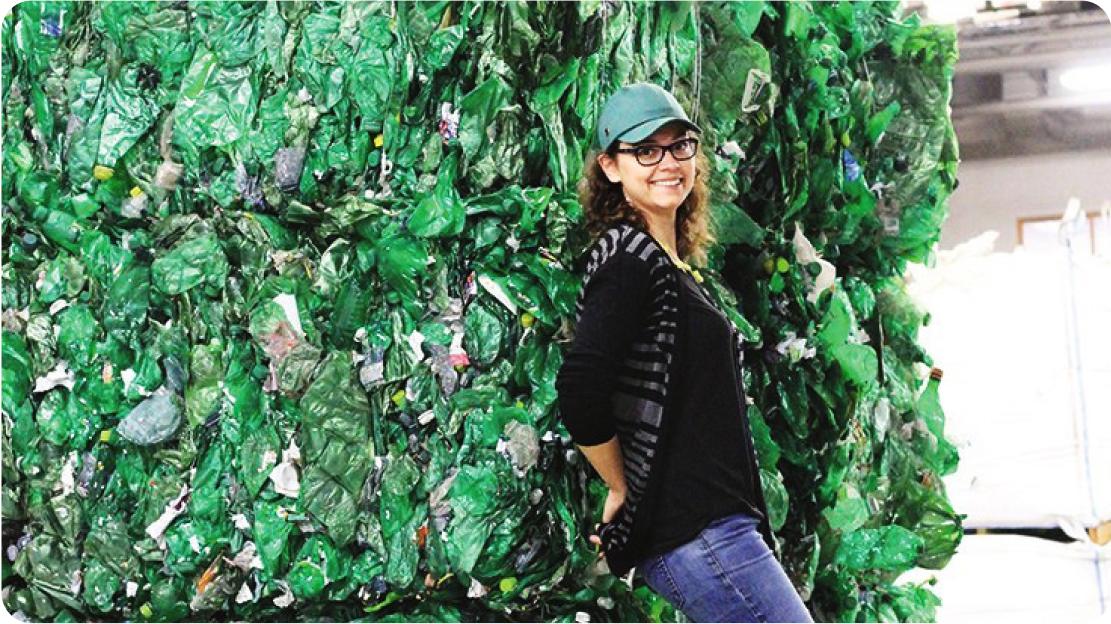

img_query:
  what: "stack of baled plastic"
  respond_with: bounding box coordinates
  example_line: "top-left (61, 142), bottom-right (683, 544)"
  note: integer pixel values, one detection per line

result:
top-left (1, 2), bottom-right (961, 621)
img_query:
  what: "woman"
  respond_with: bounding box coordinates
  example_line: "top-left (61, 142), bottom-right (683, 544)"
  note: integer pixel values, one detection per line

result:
top-left (555, 83), bottom-right (814, 623)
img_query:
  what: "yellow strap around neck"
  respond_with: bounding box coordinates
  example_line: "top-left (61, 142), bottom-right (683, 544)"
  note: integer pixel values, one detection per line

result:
top-left (660, 242), bottom-right (704, 283)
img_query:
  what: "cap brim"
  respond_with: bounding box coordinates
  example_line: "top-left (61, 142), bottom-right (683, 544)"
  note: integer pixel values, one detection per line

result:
top-left (618, 116), bottom-right (702, 145)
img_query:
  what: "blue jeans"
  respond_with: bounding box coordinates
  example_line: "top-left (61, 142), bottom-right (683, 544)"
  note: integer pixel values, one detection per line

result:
top-left (638, 513), bottom-right (814, 623)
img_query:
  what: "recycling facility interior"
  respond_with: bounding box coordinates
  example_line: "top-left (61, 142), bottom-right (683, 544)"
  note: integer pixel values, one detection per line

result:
top-left (1, 1), bottom-right (1110, 623)
top-left (897, 1), bottom-right (1111, 623)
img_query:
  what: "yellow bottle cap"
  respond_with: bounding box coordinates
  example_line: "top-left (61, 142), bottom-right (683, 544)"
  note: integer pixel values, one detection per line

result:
top-left (520, 312), bottom-right (535, 328)
top-left (93, 165), bottom-right (114, 181)
top-left (129, 186), bottom-right (143, 197)
top-left (374, 134), bottom-right (384, 148)
top-left (391, 390), bottom-right (406, 406)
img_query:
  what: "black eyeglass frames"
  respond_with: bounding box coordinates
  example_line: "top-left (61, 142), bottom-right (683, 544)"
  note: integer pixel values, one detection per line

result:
top-left (612, 138), bottom-right (699, 166)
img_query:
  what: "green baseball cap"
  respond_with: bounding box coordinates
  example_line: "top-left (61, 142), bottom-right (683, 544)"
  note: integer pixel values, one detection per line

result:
top-left (594, 83), bottom-right (702, 151)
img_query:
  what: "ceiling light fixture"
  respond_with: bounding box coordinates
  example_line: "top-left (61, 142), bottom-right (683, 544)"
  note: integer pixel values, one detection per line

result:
top-left (922, 0), bottom-right (980, 23)
top-left (1059, 64), bottom-right (1111, 94)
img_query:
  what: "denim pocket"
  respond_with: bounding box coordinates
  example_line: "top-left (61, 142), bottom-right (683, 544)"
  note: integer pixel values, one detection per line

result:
top-left (641, 554), bottom-right (686, 611)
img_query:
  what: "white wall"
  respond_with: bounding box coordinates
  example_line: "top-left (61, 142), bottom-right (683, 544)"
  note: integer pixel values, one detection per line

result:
top-left (940, 149), bottom-right (1111, 252)
top-left (906, 244), bottom-right (1111, 529)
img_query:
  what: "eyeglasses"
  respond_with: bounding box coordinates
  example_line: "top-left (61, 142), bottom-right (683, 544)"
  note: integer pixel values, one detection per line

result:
top-left (613, 138), bottom-right (699, 166)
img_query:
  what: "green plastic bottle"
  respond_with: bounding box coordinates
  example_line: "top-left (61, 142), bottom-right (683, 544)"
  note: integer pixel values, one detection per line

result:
top-left (918, 368), bottom-right (944, 427)
top-left (33, 206), bottom-right (86, 253)
top-left (917, 367), bottom-right (959, 476)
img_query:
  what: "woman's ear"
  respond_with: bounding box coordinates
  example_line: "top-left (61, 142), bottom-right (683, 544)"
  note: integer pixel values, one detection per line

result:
top-left (598, 153), bottom-right (621, 184)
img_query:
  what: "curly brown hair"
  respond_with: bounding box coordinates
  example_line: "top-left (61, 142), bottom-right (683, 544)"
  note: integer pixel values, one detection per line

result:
top-left (578, 147), bottom-right (715, 266)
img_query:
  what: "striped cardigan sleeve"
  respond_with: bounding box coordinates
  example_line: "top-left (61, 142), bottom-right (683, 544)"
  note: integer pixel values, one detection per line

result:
top-left (556, 252), bottom-right (653, 446)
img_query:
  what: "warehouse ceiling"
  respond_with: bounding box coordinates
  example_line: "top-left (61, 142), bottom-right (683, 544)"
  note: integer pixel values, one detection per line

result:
top-left (904, 0), bottom-right (1111, 159)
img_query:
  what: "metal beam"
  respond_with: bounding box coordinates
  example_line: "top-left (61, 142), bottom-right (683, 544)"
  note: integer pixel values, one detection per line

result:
top-left (957, 9), bottom-right (1111, 48)
top-left (957, 47), bottom-right (1111, 74)
top-left (959, 24), bottom-right (1111, 50)
top-left (953, 93), bottom-right (1111, 115)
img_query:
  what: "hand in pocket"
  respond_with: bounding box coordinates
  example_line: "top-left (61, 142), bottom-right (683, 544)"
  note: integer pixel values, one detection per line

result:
top-left (588, 488), bottom-right (626, 558)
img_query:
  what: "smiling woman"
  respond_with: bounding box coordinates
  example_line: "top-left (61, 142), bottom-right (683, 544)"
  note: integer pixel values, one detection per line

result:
top-left (556, 83), bottom-right (814, 623)
top-left (579, 91), bottom-right (714, 267)
top-left (602, 129), bottom-right (699, 237)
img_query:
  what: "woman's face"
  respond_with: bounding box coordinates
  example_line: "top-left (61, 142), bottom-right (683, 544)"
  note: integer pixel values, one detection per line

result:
top-left (599, 121), bottom-right (696, 217)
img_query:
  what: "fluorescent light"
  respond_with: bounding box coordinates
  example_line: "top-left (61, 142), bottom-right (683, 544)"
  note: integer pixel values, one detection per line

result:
top-left (1060, 64), bottom-right (1111, 94)
top-left (923, 0), bottom-right (980, 23)
top-left (972, 8), bottom-right (1021, 24)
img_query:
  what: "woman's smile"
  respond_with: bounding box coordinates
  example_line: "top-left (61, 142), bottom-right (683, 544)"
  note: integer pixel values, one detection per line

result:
top-left (651, 178), bottom-right (683, 188)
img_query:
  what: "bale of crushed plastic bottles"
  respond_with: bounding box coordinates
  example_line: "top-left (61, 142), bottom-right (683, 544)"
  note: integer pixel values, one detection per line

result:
top-left (1, 2), bottom-right (960, 621)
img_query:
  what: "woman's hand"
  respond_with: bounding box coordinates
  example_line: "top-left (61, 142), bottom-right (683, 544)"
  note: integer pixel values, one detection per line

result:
top-left (588, 487), bottom-right (626, 554)
top-left (574, 438), bottom-right (627, 557)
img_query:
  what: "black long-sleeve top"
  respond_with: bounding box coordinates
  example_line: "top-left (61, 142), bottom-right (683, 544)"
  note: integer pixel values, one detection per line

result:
top-left (556, 251), bottom-right (653, 446)
top-left (556, 226), bottom-right (770, 572)
top-left (644, 269), bottom-right (765, 557)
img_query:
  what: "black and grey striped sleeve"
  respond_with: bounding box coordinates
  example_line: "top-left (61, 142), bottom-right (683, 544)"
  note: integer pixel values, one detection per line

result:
top-left (556, 251), bottom-right (653, 446)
